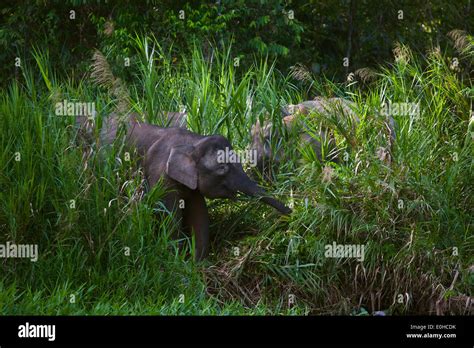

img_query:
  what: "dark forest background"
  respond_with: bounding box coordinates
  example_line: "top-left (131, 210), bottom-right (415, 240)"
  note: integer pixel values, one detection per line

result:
top-left (1, 0), bottom-right (472, 85)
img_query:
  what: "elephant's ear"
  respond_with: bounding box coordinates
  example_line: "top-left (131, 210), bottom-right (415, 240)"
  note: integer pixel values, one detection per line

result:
top-left (166, 145), bottom-right (198, 190)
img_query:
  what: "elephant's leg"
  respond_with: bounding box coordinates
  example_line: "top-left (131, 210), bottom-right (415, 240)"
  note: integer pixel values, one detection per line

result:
top-left (162, 191), bottom-right (188, 244)
top-left (147, 175), bottom-right (190, 252)
top-left (183, 192), bottom-right (210, 261)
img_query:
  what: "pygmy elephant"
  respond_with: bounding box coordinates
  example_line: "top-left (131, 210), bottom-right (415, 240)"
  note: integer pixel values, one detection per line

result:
top-left (250, 97), bottom-right (355, 177)
top-left (250, 97), bottom-right (396, 177)
top-left (77, 113), bottom-right (292, 260)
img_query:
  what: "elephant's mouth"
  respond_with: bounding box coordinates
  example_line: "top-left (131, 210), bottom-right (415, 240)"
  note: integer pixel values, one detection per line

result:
top-left (203, 184), bottom-right (238, 200)
top-left (225, 190), bottom-right (238, 200)
top-left (205, 191), bottom-right (237, 200)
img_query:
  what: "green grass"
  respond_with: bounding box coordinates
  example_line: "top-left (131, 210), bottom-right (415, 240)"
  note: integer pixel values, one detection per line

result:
top-left (0, 38), bottom-right (472, 315)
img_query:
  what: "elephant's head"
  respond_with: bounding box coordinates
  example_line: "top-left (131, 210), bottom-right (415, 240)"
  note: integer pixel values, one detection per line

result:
top-left (166, 135), bottom-right (291, 214)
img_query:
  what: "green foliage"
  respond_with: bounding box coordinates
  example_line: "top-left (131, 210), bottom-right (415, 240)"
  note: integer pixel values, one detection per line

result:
top-left (2, 0), bottom-right (471, 86)
top-left (0, 34), bottom-right (472, 314)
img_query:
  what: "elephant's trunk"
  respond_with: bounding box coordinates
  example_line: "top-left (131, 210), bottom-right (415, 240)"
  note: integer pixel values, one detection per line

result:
top-left (259, 195), bottom-right (292, 215)
top-left (233, 174), bottom-right (292, 215)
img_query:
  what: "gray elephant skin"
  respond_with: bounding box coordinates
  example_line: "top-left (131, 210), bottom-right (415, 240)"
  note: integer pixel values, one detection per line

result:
top-left (76, 112), bottom-right (291, 260)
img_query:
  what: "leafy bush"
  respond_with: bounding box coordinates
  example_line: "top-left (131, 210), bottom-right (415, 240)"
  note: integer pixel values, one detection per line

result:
top-left (0, 32), bottom-right (472, 314)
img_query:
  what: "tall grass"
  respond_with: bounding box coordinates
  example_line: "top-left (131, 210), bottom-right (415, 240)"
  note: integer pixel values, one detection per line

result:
top-left (0, 36), bottom-right (472, 315)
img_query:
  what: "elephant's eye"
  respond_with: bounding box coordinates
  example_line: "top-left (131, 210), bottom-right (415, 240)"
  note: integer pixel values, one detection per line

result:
top-left (216, 164), bottom-right (229, 176)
